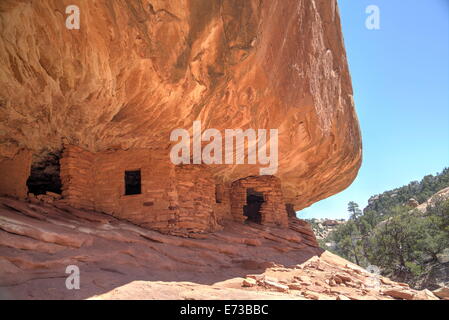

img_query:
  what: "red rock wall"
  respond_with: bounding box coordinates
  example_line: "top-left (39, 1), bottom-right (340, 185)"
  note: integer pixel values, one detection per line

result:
top-left (230, 176), bottom-right (289, 227)
top-left (0, 149), bottom-right (32, 199)
top-left (289, 218), bottom-right (320, 248)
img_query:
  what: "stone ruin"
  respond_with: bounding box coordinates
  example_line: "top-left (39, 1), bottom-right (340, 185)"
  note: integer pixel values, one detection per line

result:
top-left (0, 145), bottom-right (297, 234)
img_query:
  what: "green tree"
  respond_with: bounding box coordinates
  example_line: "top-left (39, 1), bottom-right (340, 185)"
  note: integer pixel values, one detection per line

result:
top-left (324, 180), bottom-right (449, 285)
top-left (330, 220), bottom-right (364, 265)
top-left (413, 215), bottom-right (448, 262)
top-left (369, 207), bottom-right (419, 272)
top-left (347, 201), bottom-right (362, 220)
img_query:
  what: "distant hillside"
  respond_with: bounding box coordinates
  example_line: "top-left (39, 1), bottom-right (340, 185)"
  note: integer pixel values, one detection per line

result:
top-left (306, 218), bottom-right (346, 240)
top-left (365, 167), bottom-right (449, 217)
top-left (321, 167), bottom-right (449, 291)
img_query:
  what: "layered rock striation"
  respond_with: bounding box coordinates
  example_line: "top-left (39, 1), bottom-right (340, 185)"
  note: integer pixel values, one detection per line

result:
top-left (0, 197), bottom-right (439, 300)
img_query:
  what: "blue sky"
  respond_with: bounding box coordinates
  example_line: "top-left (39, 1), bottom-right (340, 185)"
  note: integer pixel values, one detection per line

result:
top-left (298, 0), bottom-right (449, 219)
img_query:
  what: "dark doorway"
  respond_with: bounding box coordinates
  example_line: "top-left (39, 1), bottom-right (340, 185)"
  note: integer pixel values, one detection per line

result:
top-left (243, 188), bottom-right (264, 224)
top-left (125, 170), bottom-right (141, 195)
top-left (27, 152), bottom-right (62, 195)
top-left (215, 184), bottom-right (223, 203)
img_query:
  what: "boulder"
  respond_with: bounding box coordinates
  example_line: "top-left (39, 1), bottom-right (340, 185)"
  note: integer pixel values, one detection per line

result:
top-left (246, 274), bottom-right (266, 282)
top-left (288, 283), bottom-right (303, 290)
top-left (433, 287), bottom-right (449, 299)
top-left (263, 280), bottom-right (289, 293)
top-left (407, 198), bottom-right (419, 208)
top-left (242, 278), bottom-right (257, 288)
top-left (384, 288), bottom-right (416, 300)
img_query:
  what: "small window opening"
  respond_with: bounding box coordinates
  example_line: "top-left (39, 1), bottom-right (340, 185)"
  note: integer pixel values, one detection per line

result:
top-left (285, 203), bottom-right (296, 218)
top-left (215, 184), bottom-right (223, 203)
top-left (125, 170), bottom-right (141, 195)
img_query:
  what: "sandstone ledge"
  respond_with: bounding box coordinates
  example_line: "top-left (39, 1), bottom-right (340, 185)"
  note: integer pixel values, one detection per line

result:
top-left (0, 197), bottom-right (436, 300)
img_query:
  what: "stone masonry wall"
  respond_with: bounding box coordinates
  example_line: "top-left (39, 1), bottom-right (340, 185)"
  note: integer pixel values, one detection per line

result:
top-left (60, 146), bottom-right (293, 233)
top-left (173, 165), bottom-right (222, 233)
top-left (60, 145), bottom-right (224, 233)
top-left (0, 149), bottom-right (32, 199)
top-left (60, 145), bottom-right (95, 210)
top-left (230, 176), bottom-right (289, 227)
top-left (92, 148), bottom-right (178, 231)
top-left (213, 182), bottom-right (232, 225)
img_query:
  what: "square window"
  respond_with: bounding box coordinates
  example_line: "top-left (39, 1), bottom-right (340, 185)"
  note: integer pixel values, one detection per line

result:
top-left (125, 170), bottom-right (141, 195)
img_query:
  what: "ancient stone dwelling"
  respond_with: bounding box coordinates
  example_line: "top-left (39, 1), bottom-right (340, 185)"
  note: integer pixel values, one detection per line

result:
top-left (0, 145), bottom-right (294, 234)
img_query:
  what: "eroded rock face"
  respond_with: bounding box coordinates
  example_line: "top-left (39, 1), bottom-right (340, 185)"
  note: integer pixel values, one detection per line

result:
top-left (0, 197), bottom-right (439, 300)
top-left (0, 0), bottom-right (362, 210)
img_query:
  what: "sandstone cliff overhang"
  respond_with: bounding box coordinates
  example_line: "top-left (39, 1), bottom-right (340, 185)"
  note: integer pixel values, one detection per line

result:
top-left (0, 0), bottom-right (362, 212)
